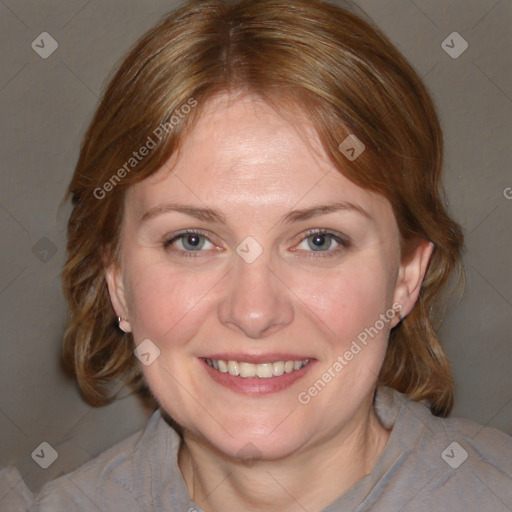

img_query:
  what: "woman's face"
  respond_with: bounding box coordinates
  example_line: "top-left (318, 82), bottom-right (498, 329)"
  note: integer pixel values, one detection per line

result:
top-left (107, 95), bottom-right (429, 461)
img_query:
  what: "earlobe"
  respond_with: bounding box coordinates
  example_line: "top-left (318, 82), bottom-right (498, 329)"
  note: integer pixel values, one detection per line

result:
top-left (105, 263), bottom-right (132, 333)
top-left (392, 240), bottom-right (434, 327)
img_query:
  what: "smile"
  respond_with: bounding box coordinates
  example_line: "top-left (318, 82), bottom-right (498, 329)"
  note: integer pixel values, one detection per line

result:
top-left (205, 358), bottom-right (310, 378)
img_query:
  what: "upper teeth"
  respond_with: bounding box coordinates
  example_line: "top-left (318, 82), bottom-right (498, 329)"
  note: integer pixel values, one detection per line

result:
top-left (205, 359), bottom-right (310, 378)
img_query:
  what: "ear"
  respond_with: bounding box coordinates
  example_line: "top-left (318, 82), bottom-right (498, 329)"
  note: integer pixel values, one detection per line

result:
top-left (391, 240), bottom-right (434, 327)
top-left (105, 262), bottom-right (132, 333)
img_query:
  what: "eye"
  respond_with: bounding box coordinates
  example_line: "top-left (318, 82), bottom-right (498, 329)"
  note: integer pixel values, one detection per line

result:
top-left (164, 230), bottom-right (216, 254)
top-left (293, 230), bottom-right (349, 255)
top-left (305, 233), bottom-right (335, 251)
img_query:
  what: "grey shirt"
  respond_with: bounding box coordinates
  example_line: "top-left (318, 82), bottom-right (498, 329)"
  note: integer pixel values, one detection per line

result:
top-left (4, 387), bottom-right (512, 511)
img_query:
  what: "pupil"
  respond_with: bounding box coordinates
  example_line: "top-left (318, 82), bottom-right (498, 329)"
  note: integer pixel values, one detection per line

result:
top-left (187, 235), bottom-right (201, 247)
top-left (308, 234), bottom-right (331, 251)
top-left (181, 234), bottom-right (205, 252)
top-left (313, 235), bottom-right (325, 246)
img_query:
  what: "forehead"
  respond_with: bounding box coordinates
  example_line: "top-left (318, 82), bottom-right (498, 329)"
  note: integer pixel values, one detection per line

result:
top-left (126, 94), bottom-right (391, 221)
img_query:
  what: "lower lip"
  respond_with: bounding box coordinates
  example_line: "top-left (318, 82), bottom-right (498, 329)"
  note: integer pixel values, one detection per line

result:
top-left (200, 359), bottom-right (315, 395)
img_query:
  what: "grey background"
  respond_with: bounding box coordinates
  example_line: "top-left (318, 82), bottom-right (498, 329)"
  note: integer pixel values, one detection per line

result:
top-left (0, 0), bottom-right (510, 497)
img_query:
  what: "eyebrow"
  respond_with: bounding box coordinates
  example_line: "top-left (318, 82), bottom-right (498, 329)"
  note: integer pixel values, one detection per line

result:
top-left (281, 202), bottom-right (371, 223)
top-left (139, 201), bottom-right (370, 224)
top-left (140, 204), bottom-right (226, 224)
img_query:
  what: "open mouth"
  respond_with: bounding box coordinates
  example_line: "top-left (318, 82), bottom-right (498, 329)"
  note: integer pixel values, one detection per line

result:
top-left (204, 358), bottom-right (310, 378)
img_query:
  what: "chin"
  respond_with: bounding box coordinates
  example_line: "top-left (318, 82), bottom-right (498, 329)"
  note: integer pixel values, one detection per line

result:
top-left (205, 426), bottom-right (309, 464)
top-left (157, 395), bottom-right (310, 462)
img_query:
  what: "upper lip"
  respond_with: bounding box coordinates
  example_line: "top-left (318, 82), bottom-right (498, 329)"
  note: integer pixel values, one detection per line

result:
top-left (201, 353), bottom-right (313, 364)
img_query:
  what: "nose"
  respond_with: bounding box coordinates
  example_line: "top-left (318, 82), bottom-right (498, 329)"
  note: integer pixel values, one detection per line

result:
top-left (218, 256), bottom-right (294, 339)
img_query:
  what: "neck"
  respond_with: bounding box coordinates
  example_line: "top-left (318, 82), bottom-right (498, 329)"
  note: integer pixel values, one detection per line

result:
top-left (178, 398), bottom-right (391, 512)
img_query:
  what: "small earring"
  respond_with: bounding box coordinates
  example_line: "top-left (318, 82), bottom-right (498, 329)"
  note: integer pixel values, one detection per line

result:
top-left (395, 314), bottom-right (406, 328)
top-left (117, 316), bottom-right (131, 333)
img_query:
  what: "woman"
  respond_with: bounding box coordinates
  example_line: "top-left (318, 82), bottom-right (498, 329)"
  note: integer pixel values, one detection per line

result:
top-left (24, 0), bottom-right (512, 510)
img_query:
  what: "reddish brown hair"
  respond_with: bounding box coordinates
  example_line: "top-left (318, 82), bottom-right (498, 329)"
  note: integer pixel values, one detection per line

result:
top-left (62, 0), bottom-right (463, 416)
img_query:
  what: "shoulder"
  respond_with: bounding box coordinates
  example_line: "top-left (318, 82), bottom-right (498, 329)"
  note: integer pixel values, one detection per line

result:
top-left (373, 387), bottom-right (512, 511)
top-left (392, 388), bottom-right (512, 470)
top-left (30, 409), bottom-right (181, 512)
top-left (377, 386), bottom-right (512, 460)
top-left (0, 465), bottom-right (34, 512)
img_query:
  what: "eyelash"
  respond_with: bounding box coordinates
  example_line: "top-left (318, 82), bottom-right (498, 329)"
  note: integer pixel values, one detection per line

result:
top-left (163, 229), bottom-right (214, 258)
top-left (294, 229), bottom-right (351, 258)
top-left (163, 229), bottom-right (351, 258)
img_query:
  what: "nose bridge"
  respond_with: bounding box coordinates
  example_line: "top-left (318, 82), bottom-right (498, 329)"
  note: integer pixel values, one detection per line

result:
top-left (218, 253), bottom-right (294, 339)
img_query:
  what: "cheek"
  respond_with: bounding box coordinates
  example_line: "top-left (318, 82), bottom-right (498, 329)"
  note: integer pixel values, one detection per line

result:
top-left (123, 258), bottom-right (222, 344)
top-left (290, 258), bottom-right (396, 347)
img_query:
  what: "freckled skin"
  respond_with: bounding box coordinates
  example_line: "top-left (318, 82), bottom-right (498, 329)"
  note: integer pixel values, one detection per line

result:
top-left (106, 94), bottom-right (432, 511)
